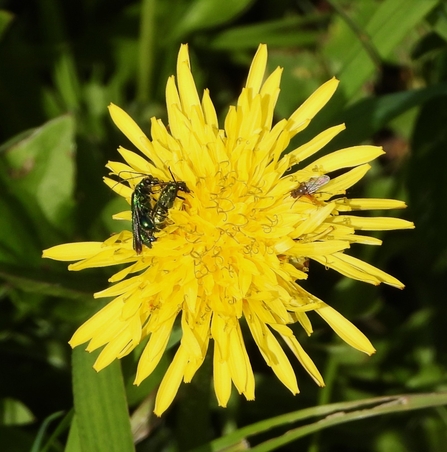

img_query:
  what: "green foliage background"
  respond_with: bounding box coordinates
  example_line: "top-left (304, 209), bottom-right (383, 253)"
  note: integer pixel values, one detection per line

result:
top-left (1, 0), bottom-right (447, 451)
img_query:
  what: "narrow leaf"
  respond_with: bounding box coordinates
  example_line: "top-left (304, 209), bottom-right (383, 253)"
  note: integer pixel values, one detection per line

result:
top-left (72, 347), bottom-right (135, 452)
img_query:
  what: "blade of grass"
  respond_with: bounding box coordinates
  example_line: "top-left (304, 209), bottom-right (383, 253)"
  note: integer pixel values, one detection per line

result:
top-left (30, 411), bottom-right (64, 452)
top-left (40, 409), bottom-right (73, 452)
top-left (251, 393), bottom-right (447, 451)
top-left (190, 392), bottom-right (447, 452)
top-left (72, 347), bottom-right (135, 452)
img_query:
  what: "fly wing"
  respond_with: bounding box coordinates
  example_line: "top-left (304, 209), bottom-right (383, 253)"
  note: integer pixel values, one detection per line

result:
top-left (305, 175), bottom-right (330, 194)
top-left (132, 193), bottom-right (143, 254)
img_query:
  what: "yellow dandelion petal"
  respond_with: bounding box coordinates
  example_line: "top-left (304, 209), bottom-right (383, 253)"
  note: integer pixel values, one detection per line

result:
top-left (335, 234), bottom-right (383, 246)
top-left (293, 202), bottom-right (335, 237)
top-left (288, 124), bottom-right (346, 165)
top-left (69, 297), bottom-right (124, 348)
top-left (335, 198), bottom-right (408, 211)
top-left (154, 346), bottom-right (189, 417)
top-left (106, 159), bottom-right (131, 174)
top-left (93, 317), bottom-right (141, 370)
top-left (333, 253), bottom-right (405, 288)
top-left (238, 92), bottom-right (263, 141)
top-left (43, 43), bottom-right (414, 416)
top-left (245, 43), bottom-right (268, 97)
top-left (228, 325), bottom-right (255, 399)
top-left (213, 349), bottom-right (232, 407)
top-left (108, 103), bottom-right (153, 158)
top-left (112, 211), bottom-right (132, 222)
top-left (180, 313), bottom-right (204, 361)
top-left (287, 77), bottom-right (339, 133)
top-left (202, 88), bottom-right (219, 129)
top-left (288, 240), bottom-right (350, 257)
top-left (135, 314), bottom-right (177, 385)
top-left (184, 329), bottom-right (211, 383)
top-left (329, 215), bottom-right (415, 231)
top-left (313, 252), bottom-right (404, 288)
top-left (316, 304), bottom-right (376, 355)
top-left (213, 314), bottom-right (254, 399)
top-left (43, 242), bottom-right (104, 261)
top-left (117, 146), bottom-right (157, 175)
top-left (260, 67), bottom-right (283, 130)
top-left (177, 45), bottom-right (203, 120)
top-left (68, 248), bottom-right (134, 271)
top-left (94, 276), bottom-right (141, 298)
top-left (325, 164), bottom-right (371, 194)
top-left (307, 145), bottom-right (384, 173)
top-left (245, 310), bottom-right (298, 394)
top-left (165, 76), bottom-right (182, 138)
top-left (104, 177), bottom-right (133, 199)
top-left (279, 334), bottom-right (324, 386)
top-left (257, 119), bottom-right (287, 160)
top-left (150, 119), bottom-right (176, 154)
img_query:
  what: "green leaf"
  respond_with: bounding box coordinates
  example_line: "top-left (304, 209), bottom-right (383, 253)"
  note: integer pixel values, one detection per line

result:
top-left (430, 2), bottom-right (447, 42)
top-left (295, 80), bottom-right (447, 152)
top-left (72, 347), bottom-right (135, 452)
top-left (54, 54), bottom-right (82, 111)
top-left (332, 81), bottom-right (447, 148)
top-left (0, 115), bottom-right (76, 238)
top-left (0, 398), bottom-right (35, 425)
top-left (0, 195), bottom-right (41, 266)
top-left (172, 0), bottom-right (254, 39)
top-left (209, 16), bottom-right (324, 50)
top-left (0, 262), bottom-right (99, 300)
top-left (0, 10), bottom-right (14, 40)
top-left (276, 0), bottom-right (441, 144)
top-left (65, 414), bottom-right (82, 452)
top-left (326, 0), bottom-right (439, 99)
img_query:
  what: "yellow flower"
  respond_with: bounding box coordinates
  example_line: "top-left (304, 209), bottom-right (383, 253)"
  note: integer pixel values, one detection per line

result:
top-left (43, 44), bottom-right (414, 416)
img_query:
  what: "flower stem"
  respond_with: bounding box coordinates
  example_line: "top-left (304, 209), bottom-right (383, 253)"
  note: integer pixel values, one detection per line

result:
top-left (137, 0), bottom-right (156, 103)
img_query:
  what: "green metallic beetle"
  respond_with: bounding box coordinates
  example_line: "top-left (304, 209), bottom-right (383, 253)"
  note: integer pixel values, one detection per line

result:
top-left (131, 175), bottom-right (161, 254)
top-left (152, 179), bottom-right (190, 231)
top-left (130, 171), bottom-right (190, 253)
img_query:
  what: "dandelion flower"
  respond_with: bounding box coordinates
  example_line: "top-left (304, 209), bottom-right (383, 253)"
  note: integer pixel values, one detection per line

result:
top-left (43, 44), bottom-right (414, 416)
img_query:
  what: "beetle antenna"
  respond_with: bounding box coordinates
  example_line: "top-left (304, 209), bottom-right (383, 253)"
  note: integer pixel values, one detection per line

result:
top-left (168, 167), bottom-right (176, 183)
